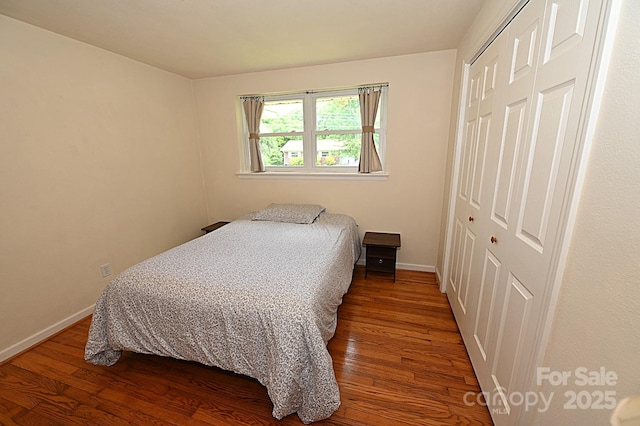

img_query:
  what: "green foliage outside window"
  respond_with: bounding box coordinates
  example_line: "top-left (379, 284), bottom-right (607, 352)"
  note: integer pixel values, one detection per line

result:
top-left (257, 94), bottom-right (380, 167)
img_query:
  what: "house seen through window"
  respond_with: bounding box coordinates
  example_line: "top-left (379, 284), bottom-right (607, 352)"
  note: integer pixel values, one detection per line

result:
top-left (245, 86), bottom-right (386, 172)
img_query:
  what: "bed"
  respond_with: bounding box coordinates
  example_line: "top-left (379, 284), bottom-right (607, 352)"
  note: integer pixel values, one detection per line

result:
top-left (84, 204), bottom-right (361, 423)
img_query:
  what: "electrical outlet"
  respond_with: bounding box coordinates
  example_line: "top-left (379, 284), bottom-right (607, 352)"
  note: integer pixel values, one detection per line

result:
top-left (100, 263), bottom-right (112, 278)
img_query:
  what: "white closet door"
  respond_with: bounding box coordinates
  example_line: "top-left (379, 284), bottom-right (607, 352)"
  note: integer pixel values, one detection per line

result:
top-left (447, 31), bottom-right (507, 367)
top-left (491, 2), bottom-right (606, 421)
top-left (447, 48), bottom-right (481, 329)
top-left (446, 0), bottom-right (611, 424)
top-left (476, 0), bottom-right (548, 414)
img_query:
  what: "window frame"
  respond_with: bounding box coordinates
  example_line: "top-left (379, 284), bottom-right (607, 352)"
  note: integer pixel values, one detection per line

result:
top-left (240, 85), bottom-right (388, 175)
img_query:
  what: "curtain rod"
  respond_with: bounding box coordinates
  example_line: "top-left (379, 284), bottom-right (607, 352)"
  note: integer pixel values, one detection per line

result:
top-left (239, 83), bottom-right (389, 99)
top-left (239, 95), bottom-right (264, 101)
top-left (357, 84), bottom-right (388, 92)
top-left (306, 82), bottom-right (388, 94)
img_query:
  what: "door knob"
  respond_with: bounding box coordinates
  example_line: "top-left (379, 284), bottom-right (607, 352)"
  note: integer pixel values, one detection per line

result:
top-left (490, 236), bottom-right (498, 244)
top-left (468, 216), bottom-right (474, 222)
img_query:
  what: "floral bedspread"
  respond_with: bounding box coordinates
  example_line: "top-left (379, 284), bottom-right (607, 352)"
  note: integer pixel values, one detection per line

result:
top-left (85, 213), bottom-right (361, 423)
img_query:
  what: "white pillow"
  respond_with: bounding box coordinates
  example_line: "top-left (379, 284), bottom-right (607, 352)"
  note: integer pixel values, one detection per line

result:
top-left (252, 203), bottom-right (326, 224)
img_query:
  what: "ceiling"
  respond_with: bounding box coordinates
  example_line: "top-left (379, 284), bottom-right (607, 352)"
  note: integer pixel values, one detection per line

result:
top-left (0, 0), bottom-right (485, 79)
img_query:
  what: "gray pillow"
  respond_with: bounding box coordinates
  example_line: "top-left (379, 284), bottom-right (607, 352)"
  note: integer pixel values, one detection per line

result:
top-left (252, 203), bottom-right (326, 224)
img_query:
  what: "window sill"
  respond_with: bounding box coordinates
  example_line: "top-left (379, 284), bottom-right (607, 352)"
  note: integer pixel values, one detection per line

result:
top-left (236, 171), bottom-right (389, 181)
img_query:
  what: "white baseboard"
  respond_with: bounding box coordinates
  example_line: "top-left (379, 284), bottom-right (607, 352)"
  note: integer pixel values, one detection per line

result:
top-left (397, 262), bottom-right (435, 272)
top-left (356, 259), bottom-right (435, 273)
top-left (0, 304), bottom-right (95, 363)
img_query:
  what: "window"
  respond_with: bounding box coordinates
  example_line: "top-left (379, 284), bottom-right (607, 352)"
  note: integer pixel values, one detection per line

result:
top-left (241, 85), bottom-right (387, 174)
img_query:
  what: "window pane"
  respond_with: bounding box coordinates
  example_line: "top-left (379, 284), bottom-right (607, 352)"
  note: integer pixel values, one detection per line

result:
top-left (260, 136), bottom-right (304, 167)
top-left (260, 99), bottom-right (303, 133)
top-left (316, 134), bottom-right (360, 166)
top-left (248, 87), bottom-right (385, 171)
top-left (316, 95), bottom-right (361, 131)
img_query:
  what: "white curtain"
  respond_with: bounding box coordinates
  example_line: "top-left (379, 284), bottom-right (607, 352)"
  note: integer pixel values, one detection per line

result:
top-left (358, 88), bottom-right (383, 173)
top-left (243, 98), bottom-right (265, 172)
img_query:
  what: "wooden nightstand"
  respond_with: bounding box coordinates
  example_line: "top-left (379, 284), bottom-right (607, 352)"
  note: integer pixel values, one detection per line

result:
top-left (201, 221), bottom-right (230, 233)
top-left (363, 232), bottom-right (401, 282)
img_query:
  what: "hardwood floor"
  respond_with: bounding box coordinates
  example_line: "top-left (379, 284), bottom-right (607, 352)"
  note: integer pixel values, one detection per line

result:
top-left (0, 267), bottom-right (492, 425)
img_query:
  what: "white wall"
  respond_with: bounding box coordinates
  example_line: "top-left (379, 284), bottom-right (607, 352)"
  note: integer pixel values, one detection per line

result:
top-left (0, 15), bottom-right (207, 359)
top-left (193, 51), bottom-right (457, 269)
